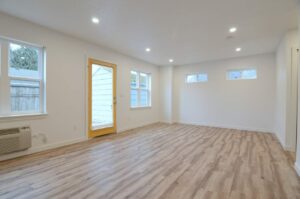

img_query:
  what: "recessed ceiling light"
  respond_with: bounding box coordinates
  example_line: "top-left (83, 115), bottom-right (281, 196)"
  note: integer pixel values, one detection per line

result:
top-left (229, 27), bottom-right (237, 33)
top-left (145, 48), bottom-right (151, 52)
top-left (92, 17), bottom-right (100, 24)
top-left (236, 47), bottom-right (242, 52)
top-left (169, 59), bottom-right (174, 63)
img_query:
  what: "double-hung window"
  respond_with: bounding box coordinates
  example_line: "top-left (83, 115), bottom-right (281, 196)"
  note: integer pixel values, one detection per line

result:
top-left (130, 71), bottom-right (151, 108)
top-left (0, 38), bottom-right (46, 117)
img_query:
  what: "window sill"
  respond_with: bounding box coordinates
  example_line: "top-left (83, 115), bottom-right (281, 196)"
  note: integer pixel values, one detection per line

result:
top-left (130, 106), bottom-right (152, 110)
top-left (0, 113), bottom-right (48, 122)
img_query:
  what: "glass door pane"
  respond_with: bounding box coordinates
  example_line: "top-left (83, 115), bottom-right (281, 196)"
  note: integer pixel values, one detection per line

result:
top-left (92, 64), bottom-right (113, 130)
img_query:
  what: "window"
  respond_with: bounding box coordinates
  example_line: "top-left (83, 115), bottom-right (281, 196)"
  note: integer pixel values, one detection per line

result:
top-left (130, 71), bottom-right (151, 108)
top-left (0, 38), bottom-right (46, 117)
top-left (186, 73), bottom-right (208, 83)
top-left (227, 69), bottom-right (257, 80)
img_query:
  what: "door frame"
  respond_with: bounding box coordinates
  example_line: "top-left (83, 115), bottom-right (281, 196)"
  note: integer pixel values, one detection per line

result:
top-left (88, 58), bottom-right (117, 138)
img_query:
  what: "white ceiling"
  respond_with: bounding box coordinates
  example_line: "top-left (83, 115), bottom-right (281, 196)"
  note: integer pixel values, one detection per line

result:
top-left (0, 0), bottom-right (298, 66)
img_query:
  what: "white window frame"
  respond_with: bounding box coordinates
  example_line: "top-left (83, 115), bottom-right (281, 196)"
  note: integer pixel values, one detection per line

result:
top-left (226, 68), bottom-right (257, 80)
top-left (186, 73), bottom-right (208, 83)
top-left (130, 70), bottom-right (151, 108)
top-left (0, 37), bottom-right (46, 117)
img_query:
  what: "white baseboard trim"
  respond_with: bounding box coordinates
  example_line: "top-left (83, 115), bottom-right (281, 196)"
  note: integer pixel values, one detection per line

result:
top-left (273, 132), bottom-right (291, 152)
top-left (0, 136), bottom-right (88, 162)
top-left (159, 120), bottom-right (174, 125)
top-left (0, 121), bottom-right (277, 162)
top-left (283, 146), bottom-right (295, 152)
top-left (176, 121), bottom-right (274, 133)
top-left (117, 121), bottom-right (160, 133)
top-left (295, 163), bottom-right (300, 177)
top-left (274, 133), bottom-right (285, 148)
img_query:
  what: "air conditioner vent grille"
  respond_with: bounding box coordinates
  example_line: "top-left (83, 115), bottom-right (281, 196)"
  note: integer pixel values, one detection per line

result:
top-left (0, 127), bottom-right (31, 155)
top-left (0, 137), bottom-right (20, 154)
top-left (0, 128), bottom-right (20, 136)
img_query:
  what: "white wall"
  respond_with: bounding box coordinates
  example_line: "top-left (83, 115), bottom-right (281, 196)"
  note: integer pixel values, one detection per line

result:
top-left (0, 12), bottom-right (160, 160)
top-left (159, 66), bottom-right (174, 123)
top-left (295, 0), bottom-right (300, 176)
top-left (173, 53), bottom-right (276, 132)
top-left (275, 30), bottom-right (299, 151)
top-left (276, 37), bottom-right (288, 146)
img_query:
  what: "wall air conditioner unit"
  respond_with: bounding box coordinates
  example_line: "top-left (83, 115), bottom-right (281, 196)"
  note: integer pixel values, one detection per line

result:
top-left (0, 126), bottom-right (32, 155)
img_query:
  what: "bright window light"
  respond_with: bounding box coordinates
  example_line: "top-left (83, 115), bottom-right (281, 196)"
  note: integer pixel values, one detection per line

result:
top-left (227, 69), bottom-right (257, 80)
top-left (0, 39), bottom-right (46, 117)
top-left (130, 71), bottom-right (151, 108)
top-left (186, 73), bottom-right (208, 83)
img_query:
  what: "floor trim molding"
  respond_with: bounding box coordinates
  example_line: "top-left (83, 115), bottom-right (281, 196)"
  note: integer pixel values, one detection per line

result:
top-left (117, 121), bottom-right (160, 133)
top-left (176, 121), bottom-right (274, 133)
top-left (295, 163), bottom-right (300, 177)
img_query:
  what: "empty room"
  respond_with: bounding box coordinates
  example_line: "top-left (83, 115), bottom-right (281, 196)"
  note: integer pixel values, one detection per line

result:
top-left (0, 0), bottom-right (300, 198)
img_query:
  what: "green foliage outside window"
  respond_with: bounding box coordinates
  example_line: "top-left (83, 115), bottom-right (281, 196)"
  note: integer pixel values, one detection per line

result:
top-left (10, 46), bottom-right (38, 71)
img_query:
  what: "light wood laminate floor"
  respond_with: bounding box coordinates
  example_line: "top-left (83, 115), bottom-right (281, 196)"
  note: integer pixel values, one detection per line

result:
top-left (0, 123), bottom-right (299, 199)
